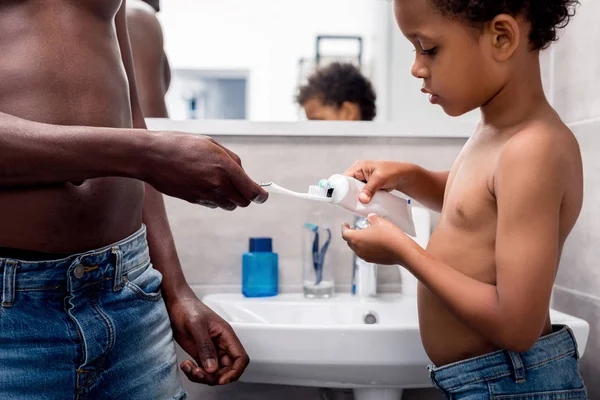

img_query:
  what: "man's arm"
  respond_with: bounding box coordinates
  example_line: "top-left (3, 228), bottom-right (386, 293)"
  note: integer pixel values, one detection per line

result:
top-left (0, 112), bottom-right (147, 187)
top-left (127, 3), bottom-right (169, 118)
top-left (0, 2), bottom-right (266, 207)
top-left (396, 134), bottom-right (564, 351)
top-left (117, 3), bottom-right (251, 385)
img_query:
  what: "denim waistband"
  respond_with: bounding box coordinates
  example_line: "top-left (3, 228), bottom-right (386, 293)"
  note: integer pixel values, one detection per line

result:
top-left (0, 226), bottom-right (149, 307)
top-left (429, 325), bottom-right (579, 391)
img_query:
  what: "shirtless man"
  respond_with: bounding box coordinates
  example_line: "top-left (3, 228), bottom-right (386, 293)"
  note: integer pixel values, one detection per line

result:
top-left (342, 0), bottom-right (587, 398)
top-left (0, 1), bottom-right (267, 398)
top-left (126, 0), bottom-right (242, 387)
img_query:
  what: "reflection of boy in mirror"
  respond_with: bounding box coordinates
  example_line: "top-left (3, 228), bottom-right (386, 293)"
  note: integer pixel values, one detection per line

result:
top-left (296, 62), bottom-right (377, 121)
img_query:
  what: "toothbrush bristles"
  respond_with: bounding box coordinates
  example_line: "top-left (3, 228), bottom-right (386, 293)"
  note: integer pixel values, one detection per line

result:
top-left (308, 185), bottom-right (328, 197)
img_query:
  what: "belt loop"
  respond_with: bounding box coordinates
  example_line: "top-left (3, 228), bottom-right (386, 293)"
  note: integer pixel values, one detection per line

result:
top-left (112, 246), bottom-right (124, 291)
top-left (427, 365), bottom-right (451, 399)
top-left (1, 260), bottom-right (19, 308)
top-left (507, 351), bottom-right (526, 383)
top-left (564, 325), bottom-right (580, 360)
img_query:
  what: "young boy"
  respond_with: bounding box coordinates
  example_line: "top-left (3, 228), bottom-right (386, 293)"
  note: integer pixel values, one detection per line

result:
top-left (296, 62), bottom-right (377, 121)
top-left (341, 0), bottom-right (588, 398)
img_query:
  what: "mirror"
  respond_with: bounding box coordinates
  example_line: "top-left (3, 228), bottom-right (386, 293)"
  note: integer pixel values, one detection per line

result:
top-left (159, 0), bottom-right (391, 122)
top-left (154, 0), bottom-right (478, 133)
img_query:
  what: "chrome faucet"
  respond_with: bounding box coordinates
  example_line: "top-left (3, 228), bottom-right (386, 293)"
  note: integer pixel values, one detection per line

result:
top-left (352, 217), bottom-right (378, 297)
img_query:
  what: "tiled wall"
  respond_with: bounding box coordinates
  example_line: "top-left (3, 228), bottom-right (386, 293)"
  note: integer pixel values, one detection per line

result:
top-left (553, 121), bottom-right (600, 398)
top-left (548, 0), bottom-right (600, 397)
top-left (165, 136), bottom-right (464, 297)
top-left (551, 0), bottom-right (600, 124)
top-left (165, 136), bottom-right (464, 400)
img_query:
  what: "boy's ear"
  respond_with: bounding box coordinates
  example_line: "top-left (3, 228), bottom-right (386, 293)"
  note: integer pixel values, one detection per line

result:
top-left (340, 101), bottom-right (362, 121)
top-left (485, 14), bottom-right (521, 61)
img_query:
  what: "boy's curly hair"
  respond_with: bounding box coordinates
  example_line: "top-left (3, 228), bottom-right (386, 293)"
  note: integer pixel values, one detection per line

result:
top-left (428, 0), bottom-right (579, 50)
top-left (296, 62), bottom-right (377, 121)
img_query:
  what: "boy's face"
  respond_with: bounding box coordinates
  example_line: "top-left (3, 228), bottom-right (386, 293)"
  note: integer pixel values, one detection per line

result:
top-left (394, 0), bottom-right (503, 117)
top-left (302, 97), bottom-right (361, 121)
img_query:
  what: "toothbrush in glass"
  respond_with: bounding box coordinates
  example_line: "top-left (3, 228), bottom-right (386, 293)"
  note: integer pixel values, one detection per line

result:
top-left (304, 223), bottom-right (331, 285)
top-left (316, 228), bottom-right (331, 285)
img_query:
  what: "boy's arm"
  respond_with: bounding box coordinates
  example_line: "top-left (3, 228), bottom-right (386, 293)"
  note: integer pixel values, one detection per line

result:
top-left (397, 134), bottom-right (565, 351)
top-left (405, 166), bottom-right (449, 212)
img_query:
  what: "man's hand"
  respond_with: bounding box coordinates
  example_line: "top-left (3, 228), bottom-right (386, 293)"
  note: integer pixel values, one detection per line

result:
top-left (144, 132), bottom-right (268, 210)
top-left (165, 286), bottom-right (249, 386)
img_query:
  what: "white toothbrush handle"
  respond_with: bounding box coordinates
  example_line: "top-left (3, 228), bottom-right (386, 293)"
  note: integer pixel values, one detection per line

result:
top-left (264, 183), bottom-right (333, 203)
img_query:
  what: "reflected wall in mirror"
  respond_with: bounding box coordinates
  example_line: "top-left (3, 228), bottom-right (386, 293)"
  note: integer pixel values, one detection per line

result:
top-left (157, 0), bottom-right (481, 129)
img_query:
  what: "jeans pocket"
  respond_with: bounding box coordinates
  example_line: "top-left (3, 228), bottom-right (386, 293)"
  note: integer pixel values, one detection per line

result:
top-left (124, 262), bottom-right (163, 302)
top-left (491, 388), bottom-right (588, 400)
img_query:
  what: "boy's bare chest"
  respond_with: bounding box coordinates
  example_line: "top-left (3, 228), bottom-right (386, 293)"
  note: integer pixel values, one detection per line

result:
top-left (442, 146), bottom-right (500, 231)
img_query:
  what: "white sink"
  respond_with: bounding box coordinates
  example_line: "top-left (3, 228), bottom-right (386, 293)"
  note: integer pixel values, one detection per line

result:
top-left (201, 292), bottom-right (590, 399)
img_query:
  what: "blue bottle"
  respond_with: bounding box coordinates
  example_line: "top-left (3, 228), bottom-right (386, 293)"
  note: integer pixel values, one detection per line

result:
top-left (242, 238), bottom-right (278, 297)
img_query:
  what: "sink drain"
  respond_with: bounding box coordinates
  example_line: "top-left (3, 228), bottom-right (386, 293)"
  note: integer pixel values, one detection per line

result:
top-left (363, 311), bottom-right (379, 324)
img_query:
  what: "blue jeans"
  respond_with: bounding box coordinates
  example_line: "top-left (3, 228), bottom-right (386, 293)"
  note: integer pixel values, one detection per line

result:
top-left (428, 325), bottom-right (588, 399)
top-left (0, 226), bottom-right (186, 400)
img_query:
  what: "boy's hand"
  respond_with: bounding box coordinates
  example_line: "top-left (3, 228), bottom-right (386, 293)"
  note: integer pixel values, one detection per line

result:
top-left (341, 213), bottom-right (415, 265)
top-left (344, 160), bottom-right (417, 204)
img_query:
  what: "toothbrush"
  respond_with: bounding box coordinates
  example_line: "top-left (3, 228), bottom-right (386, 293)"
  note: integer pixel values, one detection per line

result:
top-left (304, 223), bottom-right (331, 285)
top-left (305, 223), bottom-right (320, 283)
top-left (259, 182), bottom-right (333, 203)
top-left (261, 176), bottom-right (416, 236)
top-left (316, 228), bottom-right (331, 284)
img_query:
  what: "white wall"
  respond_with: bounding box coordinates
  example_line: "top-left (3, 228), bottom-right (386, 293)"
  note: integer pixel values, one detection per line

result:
top-left (159, 0), bottom-right (390, 121)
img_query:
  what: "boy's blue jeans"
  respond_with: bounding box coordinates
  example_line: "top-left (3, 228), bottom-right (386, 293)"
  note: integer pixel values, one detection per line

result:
top-left (428, 325), bottom-right (588, 399)
top-left (0, 226), bottom-right (186, 399)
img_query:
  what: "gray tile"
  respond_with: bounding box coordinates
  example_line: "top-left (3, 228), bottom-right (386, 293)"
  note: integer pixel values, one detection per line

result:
top-left (556, 121), bottom-right (600, 298)
top-left (181, 384), bottom-right (445, 400)
top-left (378, 264), bottom-right (402, 288)
top-left (552, 0), bottom-right (600, 122)
top-left (181, 382), bottom-right (322, 400)
top-left (176, 345), bottom-right (322, 399)
top-left (320, 388), bottom-right (355, 400)
top-left (552, 286), bottom-right (600, 399)
top-left (403, 388), bottom-right (444, 400)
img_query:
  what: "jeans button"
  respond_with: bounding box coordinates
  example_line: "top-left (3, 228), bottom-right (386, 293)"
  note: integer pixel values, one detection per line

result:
top-left (74, 265), bottom-right (84, 279)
